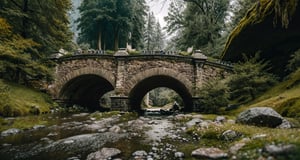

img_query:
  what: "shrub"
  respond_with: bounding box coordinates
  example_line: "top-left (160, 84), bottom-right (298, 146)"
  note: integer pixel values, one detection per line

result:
top-left (195, 79), bottom-right (229, 113)
top-left (227, 54), bottom-right (278, 103)
top-left (287, 49), bottom-right (300, 72)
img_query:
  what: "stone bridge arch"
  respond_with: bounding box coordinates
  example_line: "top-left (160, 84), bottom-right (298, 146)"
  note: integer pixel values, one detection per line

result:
top-left (50, 54), bottom-right (232, 112)
top-left (52, 67), bottom-right (116, 110)
top-left (124, 68), bottom-right (194, 112)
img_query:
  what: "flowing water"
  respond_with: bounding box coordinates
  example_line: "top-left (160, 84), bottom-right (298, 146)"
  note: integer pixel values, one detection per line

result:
top-left (0, 113), bottom-right (179, 160)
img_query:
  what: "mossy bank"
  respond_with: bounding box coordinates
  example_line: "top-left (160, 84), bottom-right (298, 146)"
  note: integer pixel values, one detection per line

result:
top-left (0, 79), bottom-right (56, 117)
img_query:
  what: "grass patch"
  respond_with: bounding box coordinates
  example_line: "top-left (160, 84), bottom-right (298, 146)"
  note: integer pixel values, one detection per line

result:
top-left (0, 115), bottom-right (49, 132)
top-left (90, 111), bottom-right (120, 120)
top-left (0, 79), bottom-right (55, 117)
top-left (90, 111), bottom-right (138, 123)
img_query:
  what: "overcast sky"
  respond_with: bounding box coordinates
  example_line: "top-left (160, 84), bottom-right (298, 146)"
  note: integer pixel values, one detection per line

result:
top-left (147, 0), bottom-right (171, 28)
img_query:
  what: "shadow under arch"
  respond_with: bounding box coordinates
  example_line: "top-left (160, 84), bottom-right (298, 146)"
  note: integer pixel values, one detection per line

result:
top-left (59, 74), bottom-right (114, 111)
top-left (128, 75), bottom-right (193, 113)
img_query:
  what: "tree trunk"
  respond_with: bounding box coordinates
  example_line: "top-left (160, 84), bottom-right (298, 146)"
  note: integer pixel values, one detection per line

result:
top-left (114, 28), bottom-right (119, 51)
top-left (98, 31), bottom-right (102, 50)
top-left (22, 0), bottom-right (29, 38)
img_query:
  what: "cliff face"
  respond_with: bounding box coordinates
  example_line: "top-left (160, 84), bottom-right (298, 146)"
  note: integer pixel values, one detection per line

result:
top-left (222, 0), bottom-right (300, 76)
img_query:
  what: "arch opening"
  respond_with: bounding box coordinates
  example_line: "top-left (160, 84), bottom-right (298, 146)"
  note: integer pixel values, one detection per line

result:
top-left (59, 74), bottom-right (114, 111)
top-left (128, 75), bottom-right (193, 113)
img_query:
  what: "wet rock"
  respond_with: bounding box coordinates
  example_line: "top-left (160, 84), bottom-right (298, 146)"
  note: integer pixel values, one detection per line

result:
top-left (277, 119), bottom-right (292, 129)
top-left (132, 150), bottom-right (147, 159)
top-left (1, 143), bottom-right (12, 147)
top-left (84, 123), bottom-right (106, 132)
top-left (40, 137), bottom-right (52, 143)
top-left (32, 125), bottom-right (46, 130)
top-left (47, 132), bottom-right (58, 137)
top-left (1, 128), bottom-right (22, 136)
top-left (252, 134), bottom-right (268, 139)
top-left (236, 107), bottom-right (284, 128)
top-left (72, 113), bottom-right (89, 117)
top-left (174, 152), bottom-right (185, 158)
top-left (263, 144), bottom-right (297, 156)
top-left (86, 147), bottom-right (121, 160)
top-left (198, 121), bottom-right (210, 129)
top-left (221, 130), bottom-right (241, 141)
top-left (67, 157), bottom-right (80, 160)
top-left (191, 147), bottom-right (228, 159)
top-left (229, 138), bottom-right (250, 154)
top-left (215, 116), bottom-right (226, 123)
top-left (98, 128), bottom-right (108, 133)
top-left (109, 125), bottom-right (121, 133)
top-left (186, 118), bottom-right (202, 128)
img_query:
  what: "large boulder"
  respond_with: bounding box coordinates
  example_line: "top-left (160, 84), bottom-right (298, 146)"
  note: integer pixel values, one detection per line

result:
top-left (236, 107), bottom-right (284, 128)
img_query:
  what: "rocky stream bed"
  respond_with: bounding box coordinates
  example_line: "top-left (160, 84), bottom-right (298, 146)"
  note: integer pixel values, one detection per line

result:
top-left (0, 110), bottom-right (299, 160)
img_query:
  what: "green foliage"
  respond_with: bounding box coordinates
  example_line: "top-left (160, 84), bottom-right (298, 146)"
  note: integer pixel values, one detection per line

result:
top-left (77, 0), bottom-right (147, 50)
top-left (165, 0), bottom-right (229, 55)
top-left (147, 87), bottom-right (183, 107)
top-left (276, 97), bottom-right (300, 117)
top-left (195, 79), bottom-right (229, 113)
top-left (143, 12), bottom-right (165, 50)
top-left (287, 49), bottom-right (300, 72)
top-left (196, 54), bottom-right (278, 113)
top-left (0, 18), bottom-right (52, 84)
top-left (227, 54), bottom-right (278, 103)
top-left (0, 0), bottom-right (73, 56)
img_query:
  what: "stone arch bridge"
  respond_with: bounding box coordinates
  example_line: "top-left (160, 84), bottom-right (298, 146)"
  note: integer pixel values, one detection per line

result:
top-left (49, 53), bottom-right (231, 112)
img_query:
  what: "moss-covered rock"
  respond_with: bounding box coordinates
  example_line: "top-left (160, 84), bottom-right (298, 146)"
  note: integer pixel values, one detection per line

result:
top-left (222, 0), bottom-right (300, 76)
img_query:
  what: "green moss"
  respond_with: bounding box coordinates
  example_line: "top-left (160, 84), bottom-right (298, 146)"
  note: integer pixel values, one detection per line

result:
top-left (222, 0), bottom-right (299, 59)
top-left (90, 111), bottom-right (120, 120)
top-left (118, 112), bottom-right (138, 123)
top-left (0, 115), bottom-right (49, 132)
top-left (0, 79), bottom-right (55, 117)
top-left (128, 50), bottom-right (141, 55)
top-left (276, 97), bottom-right (300, 117)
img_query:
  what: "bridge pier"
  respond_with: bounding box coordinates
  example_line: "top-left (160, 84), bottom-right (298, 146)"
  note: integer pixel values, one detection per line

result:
top-left (110, 96), bottom-right (130, 111)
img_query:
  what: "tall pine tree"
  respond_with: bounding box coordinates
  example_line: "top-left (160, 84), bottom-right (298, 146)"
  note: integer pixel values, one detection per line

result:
top-left (77, 0), bottom-right (147, 51)
top-left (0, 0), bottom-right (73, 57)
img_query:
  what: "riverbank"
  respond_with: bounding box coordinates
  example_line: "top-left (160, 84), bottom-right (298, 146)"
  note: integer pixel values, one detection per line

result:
top-left (0, 79), bottom-right (55, 117)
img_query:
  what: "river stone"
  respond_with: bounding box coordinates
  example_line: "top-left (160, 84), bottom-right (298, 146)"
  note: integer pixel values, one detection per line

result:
top-left (263, 144), bottom-right (296, 155)
top-left (277, 119), bottom-right (292, 129)
top-left (109, 125), bottom-right (121, 133)
top-left (186, 118), bottom-right (202, 128)
top-left (174, 152), bottom-right (185, 158)
top-left (132, 150), bottom-right (147, 159)
top-left (191, 147), bottom-right (228, 159)
top-left (86, 147), bottom-right (121, 160)
top-left (1, 128), bottom-right (22, 136)
top-left (214, 116), bottom-right (226, 123)
top-left (221, 130), bottom-right (241, 141)
top-left (236, 107), bottom-right (284, 128)
top-left (33, 125), bottom-right (46, 130)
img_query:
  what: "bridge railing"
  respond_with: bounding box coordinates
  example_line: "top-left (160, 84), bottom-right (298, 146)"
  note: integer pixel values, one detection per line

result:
top-left (74, 49), bottom-right (106, 55)
top-left (141, 50), bottom-right (179, 55)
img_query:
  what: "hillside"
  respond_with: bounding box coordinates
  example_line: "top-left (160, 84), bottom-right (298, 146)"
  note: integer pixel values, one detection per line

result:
top-left (0, 79), bottom-right (55, 117)
top-left (230, 69), bottom-right (300, 118)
